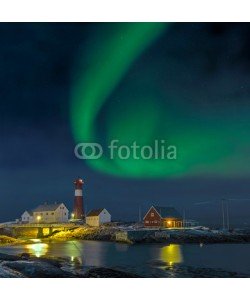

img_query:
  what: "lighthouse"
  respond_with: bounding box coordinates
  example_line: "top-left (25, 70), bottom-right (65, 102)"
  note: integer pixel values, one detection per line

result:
top-left (73, 178), bottom-right (84, 220)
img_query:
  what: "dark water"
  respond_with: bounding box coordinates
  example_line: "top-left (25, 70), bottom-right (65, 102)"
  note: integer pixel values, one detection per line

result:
top-left (1, 240), bottom-right (250, 277)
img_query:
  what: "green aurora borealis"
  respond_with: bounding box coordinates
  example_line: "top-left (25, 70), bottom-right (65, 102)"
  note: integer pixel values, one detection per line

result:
top-left (71, 23), bottom-right (250, 178)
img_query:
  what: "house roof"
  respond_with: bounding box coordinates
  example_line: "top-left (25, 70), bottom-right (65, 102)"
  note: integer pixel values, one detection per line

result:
top-left (22, 210), bottom-right (33, 216)
top-left (87, 208), bottom-right (105, 217)
top-left (33, 203), bottom-right (63, 212)
top-left (153, 206), bottom-right (182, 219)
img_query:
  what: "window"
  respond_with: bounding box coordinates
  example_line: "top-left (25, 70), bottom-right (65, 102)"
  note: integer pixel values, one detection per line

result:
top-left (151, 212), bottom-right (154, 217)
top-left (46, 213), bottom-right (48, 215)
top-left (51, 212), bottom-right (54, 215)
top-left (64, 213), bottom-right (66, 215)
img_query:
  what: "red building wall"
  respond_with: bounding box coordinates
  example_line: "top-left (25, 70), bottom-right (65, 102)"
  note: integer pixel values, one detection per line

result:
top-left (144, 206), bottom-right (183, 228)
top-left (143, 207), bottom-right (162, 227)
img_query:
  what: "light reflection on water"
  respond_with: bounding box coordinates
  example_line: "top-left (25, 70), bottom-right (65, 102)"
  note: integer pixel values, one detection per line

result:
top-left (25, 243), bottom-right (48, 257)
top-left (160, 244), bottom-right (183, 267)
top-left (63, 240), bottom-right (108, 266)
top-left (1, 240), bottom-right (250, 275)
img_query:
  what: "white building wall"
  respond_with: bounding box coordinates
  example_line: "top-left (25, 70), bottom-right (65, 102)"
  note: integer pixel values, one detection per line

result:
top-left (99, 209), bottom-right (111, 224)
top-left (33, 204), bottom-right (69, 223)
top-left (55, 204), bottom-right (69, 223)
top-left (33, 211), bottom-right (55, 223)
top-left (86, 209), bottom-right (111, 227)
top-left (21, 211), bottom-right (33, 223)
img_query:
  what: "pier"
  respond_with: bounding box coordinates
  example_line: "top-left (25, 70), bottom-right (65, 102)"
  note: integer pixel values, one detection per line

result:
top-left (0, 223), bottom-right (77, 238)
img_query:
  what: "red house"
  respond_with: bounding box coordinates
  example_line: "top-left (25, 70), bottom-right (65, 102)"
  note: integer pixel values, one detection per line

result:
top-left (143, 205), bottom-right (183, 228)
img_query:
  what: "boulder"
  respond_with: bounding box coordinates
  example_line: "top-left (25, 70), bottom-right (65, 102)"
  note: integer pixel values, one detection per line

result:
top-left (2, 260), bottom-right (73, 278)
top-left (164, 264), bottom-right (248, 278)
top-left (0, 253), bottom-right (21, 261)
top-left (84, 267), bottom-right (141, 278)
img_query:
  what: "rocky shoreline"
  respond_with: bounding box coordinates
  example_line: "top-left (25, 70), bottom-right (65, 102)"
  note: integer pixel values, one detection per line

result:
top-left (150, 262), bottom-right (249, 278)
top-left (48, 226), bottom-right (118, 242)
top-left (2, 226), bottom-right (250, 245)
top-left (168, 233), bottom-right (250, 244)
top-left (0, 252), bottom-right (141, 278)
top-left (45, 226), bottom-right (250, 245)
top-left (0, 252), bottom-right (249, 278)
top-left (0, 235), bottom-right (24, 245)
top-left (1, 227), bottom-right (250, 278)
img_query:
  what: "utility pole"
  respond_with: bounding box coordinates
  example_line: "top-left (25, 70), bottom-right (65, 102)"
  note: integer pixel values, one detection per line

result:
top-left (221, 199), bottom-right (225, 230)
top-left (226, 200), bottom-right (230, 230)
top-left (138, 206), bottom-right (141, 222)
top-left (222, 199), bottom-right (230, 231)
top-left (183, 209), bottom-right (185, 229)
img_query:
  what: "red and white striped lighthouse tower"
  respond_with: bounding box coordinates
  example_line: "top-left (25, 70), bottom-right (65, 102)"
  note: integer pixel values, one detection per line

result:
top-left (73, 178), bottom-right (84, 219)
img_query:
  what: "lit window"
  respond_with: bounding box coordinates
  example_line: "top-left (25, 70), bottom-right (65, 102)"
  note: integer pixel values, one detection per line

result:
top-left (151, 213), bottom-right (154, 217)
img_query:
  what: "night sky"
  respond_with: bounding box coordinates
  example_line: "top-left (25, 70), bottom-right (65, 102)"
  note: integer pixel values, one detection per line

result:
top-left (1, 23), bottom-right (250, 226)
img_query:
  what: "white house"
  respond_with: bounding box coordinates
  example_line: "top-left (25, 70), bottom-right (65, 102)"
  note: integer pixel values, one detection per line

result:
top-left (32, 203), bottom-right (69, 223)
top-left (21, 210), bottom-right (33, 223)
top-left (86, 208), bottom-right (111, 227)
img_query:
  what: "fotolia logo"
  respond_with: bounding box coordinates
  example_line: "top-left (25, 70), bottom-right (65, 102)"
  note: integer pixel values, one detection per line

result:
top-left (74, 140), bottom-right (177, 160)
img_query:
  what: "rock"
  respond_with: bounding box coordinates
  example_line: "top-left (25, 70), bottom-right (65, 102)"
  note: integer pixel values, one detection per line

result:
top-left (168, 232), bottom-right (250, 244)
top-left (20, 253), bottom-right (30, 260)
top-left (0, 253), bottom-right (21, 261)
top-left (0, 266), bottom-right (24, 278)
top-left (163, 265), bottom-right (248, 278)
top-left (32, 256), bottom-right (67, 268)
top-left (0, 235), bottom-right (18, 244)
top-left (84, 267), bottom-right (141, 278)
top-left (2, 260), bottom-right (73, 278)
